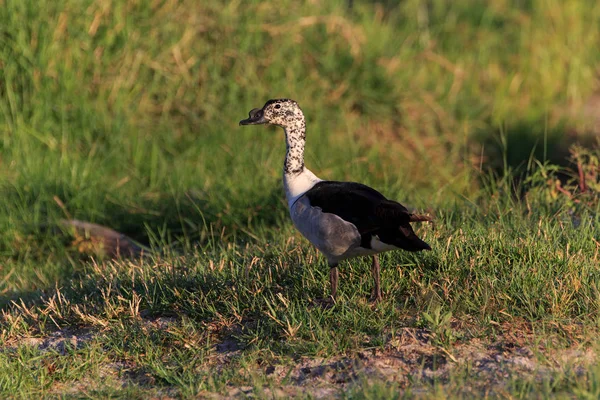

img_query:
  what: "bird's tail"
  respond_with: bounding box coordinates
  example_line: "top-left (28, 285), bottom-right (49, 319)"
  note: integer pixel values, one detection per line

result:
top-left (405, 232), bottom-right (432, 251)
top-left (395, 224), bottom-right (432, 251)
top-left (400, 213), bottom-right (434, 251)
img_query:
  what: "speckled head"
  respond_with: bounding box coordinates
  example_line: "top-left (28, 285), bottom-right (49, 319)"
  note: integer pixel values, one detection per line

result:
top-left (239, 99), bottom-right (304, 128)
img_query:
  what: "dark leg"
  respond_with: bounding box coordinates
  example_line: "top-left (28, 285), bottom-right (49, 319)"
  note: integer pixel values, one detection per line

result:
top-left (329, 264), bottom-right (339, 301)
top-left (370, 255), bottom-right (382, 303)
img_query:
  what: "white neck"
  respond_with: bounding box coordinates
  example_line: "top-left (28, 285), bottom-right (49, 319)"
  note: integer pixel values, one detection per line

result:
top-left (284, 167), bottom-right (321, 208)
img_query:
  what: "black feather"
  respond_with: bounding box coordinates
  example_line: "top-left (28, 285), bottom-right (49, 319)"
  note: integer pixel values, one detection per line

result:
top-left (303, 181), bottom-right (430, 251)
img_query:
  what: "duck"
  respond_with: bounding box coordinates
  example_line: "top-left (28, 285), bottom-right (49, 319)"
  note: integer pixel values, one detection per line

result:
top-left (240, 99), bottom-right (432, 302)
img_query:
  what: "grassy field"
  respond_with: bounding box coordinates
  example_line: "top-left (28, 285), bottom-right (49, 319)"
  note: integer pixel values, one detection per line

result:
top-left (1, 0), bottom-right (600, 397)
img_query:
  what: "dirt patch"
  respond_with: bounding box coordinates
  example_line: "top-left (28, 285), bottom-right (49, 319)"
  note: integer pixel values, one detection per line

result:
top-left (3, 321), bottom-right (597, 398)
top-left (211, 325), bottom-right (597, 398)
top-left (8, 327), bottom-right (94, 355)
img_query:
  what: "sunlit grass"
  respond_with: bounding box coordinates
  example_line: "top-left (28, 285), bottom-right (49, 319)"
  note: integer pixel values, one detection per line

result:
top-left (1, 0), bottom-right (600, 397)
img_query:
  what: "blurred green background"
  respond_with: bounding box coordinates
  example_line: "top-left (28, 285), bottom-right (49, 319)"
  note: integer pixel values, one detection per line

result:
top-left (1, 0), bottom-right (599, 292)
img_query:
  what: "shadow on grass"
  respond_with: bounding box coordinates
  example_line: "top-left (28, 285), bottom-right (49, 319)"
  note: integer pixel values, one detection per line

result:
top-left (2, 182), bottom-right (285, 243)
top-left (474, 118), bottom-right (598, 184)
top-left (0, 182), bottom-right (287, 306)
top-left (475, 119), bottom-right (568, 173)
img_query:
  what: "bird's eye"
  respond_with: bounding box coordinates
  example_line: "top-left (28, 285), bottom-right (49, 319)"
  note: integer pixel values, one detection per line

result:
top-left (275, 104), bottom-right (281, 109)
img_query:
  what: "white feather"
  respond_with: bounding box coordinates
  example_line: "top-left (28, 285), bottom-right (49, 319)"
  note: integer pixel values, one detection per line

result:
top-left (284, 167), bottom-right (322, 209)
top-left (370, 236), bottom-right (399, 252)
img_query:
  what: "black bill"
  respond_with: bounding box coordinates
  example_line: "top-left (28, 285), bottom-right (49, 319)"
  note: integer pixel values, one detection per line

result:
top-left (239, 108), bottom-right (267, 125)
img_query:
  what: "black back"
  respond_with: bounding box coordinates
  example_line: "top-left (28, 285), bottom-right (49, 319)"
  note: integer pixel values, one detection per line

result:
top-left (304, 181), bottom-right (430, 251)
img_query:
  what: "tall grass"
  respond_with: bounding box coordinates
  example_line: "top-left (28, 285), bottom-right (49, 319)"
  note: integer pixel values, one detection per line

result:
top-left (1, 0), bottom-right (599, 292)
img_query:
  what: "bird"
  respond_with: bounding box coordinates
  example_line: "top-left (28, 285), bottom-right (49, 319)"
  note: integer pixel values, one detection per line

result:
top-left (240, 99), bottom-right (432, 302)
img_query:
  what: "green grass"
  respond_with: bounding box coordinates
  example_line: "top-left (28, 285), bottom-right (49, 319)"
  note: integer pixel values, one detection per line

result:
top-left (1, 0), bottom-right (600, 397)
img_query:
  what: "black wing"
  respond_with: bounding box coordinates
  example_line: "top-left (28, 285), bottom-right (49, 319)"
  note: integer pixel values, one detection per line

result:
top-left (303, 181), bottom-right (430, 251)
